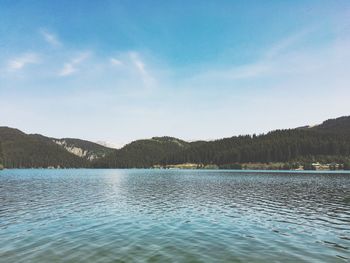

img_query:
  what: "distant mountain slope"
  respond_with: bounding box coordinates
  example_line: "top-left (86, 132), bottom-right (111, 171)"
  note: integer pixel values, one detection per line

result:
top-left (0, 127), bottom-right (114, 168)
top-left (1, 115), bottom-right (350, 169)
top-left (52, 138), bottom-right (114, 160)
top-left (94, 137), bottom-right (190, 168)
top-left (0, 127), bottom-right (87, 168)
top-left (96, 116), bottom-right (350, 168)
top-left (159, 129), bottom-right (350, 166)
top-left (311, 116), bottom-right (350, 133)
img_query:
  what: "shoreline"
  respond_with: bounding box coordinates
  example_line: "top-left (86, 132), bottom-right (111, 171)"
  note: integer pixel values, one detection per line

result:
top-left (1, 168), bottom-right (350, 173)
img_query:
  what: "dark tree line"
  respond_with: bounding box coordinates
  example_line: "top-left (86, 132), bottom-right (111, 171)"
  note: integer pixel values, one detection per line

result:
top-left (2, 116), bottom-right (350, 169)
top-left (93, 137), bottom-right (190, 168)
top-left (155, 130), bottom-right (350, 166)
top-left (0, 127), bottom-right (88, 168)
top-left (94, 128), bottom-right (350, 169)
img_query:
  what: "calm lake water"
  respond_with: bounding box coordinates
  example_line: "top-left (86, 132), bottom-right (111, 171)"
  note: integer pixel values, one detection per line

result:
top-left (0, 169), bottom-right (350, 262)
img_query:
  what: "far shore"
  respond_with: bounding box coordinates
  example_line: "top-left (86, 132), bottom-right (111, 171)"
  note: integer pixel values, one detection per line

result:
top-left (1, 164), bottom-right (350, 172)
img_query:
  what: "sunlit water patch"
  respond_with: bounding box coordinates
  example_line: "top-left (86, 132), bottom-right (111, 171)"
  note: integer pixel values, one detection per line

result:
top-left (0, 169), bottom-right (350, 262)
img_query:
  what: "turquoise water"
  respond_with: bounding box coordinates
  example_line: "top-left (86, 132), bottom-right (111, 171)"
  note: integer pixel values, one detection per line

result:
top-left (0, 169), bottom-right (349, 262)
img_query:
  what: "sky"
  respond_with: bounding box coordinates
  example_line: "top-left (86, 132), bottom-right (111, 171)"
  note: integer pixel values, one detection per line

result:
top-left (0, 0), bottom-right (349, 148)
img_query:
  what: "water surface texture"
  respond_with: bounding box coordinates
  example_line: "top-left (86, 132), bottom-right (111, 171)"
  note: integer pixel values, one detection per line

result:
top-left (1, 169), bottom-right (350, 262)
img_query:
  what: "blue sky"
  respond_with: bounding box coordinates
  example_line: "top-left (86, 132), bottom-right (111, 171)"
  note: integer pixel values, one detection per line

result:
top-left (1, 1), bottom-right (349, 147)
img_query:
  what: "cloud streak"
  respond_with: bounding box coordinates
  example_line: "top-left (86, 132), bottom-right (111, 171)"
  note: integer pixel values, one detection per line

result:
top-left (59, 52), bottom-right (90, 76)
top-left (186, 28), bottom-right (350, 91)
top-left (109, 58), bottom-right (123, 66)
top-left (7, 53), bottom-right (40, 71)
top-left (2, 26), bottom-right (349, 146)
top-left (40, 29), bottom-right (62, 47)
top-left (129, 52), bottom-right (155, 86)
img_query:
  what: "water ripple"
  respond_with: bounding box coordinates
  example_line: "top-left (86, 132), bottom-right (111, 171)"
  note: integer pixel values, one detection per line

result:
top-left (0, 169), bottom-right (350, 262)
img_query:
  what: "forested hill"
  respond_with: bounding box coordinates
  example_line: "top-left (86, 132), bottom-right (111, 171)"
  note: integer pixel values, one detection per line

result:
top-left (310, 116), bottom-right (350, 133)
top-left (94, 137), bottom-right (190, 168)
top-left (94, 116), bottom-right (350, 168)
top-left (1, 116), bottom-right (350, 169)
top-left (0, 127), bottom-right (114, 168)
top-left (52, 138), bottom-right (115, 160)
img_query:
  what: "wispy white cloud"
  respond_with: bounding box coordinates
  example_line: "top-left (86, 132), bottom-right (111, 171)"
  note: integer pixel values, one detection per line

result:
top-left (109, 57), bottom-right (123, 66)
top-left (60, 63), bottom-right (76, 76)
top-left (7, 53), bottom-right (39, 71)
top-left (129, 52), bottom-right (155, 86)
top-left (2, 27), bottom-right (349, 145)
top-left (188, 28), bottom-right (349, 86)
top-left (59, 52), bottom-right (90, 76)
top-left (264, 28), bottom-right (313, 58)
top-left (40, 29), bottom-right (62, 47)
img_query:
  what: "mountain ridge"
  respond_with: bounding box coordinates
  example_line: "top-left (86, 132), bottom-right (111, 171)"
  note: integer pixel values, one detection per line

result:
top-left (1, 116), bottom-right (350, 169)
top-left (0, 127), bottom-right (114, 168)
top-left (95, 116), bottom-right (350, 169)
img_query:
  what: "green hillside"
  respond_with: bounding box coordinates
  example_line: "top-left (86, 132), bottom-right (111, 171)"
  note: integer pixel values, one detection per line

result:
top-left (0, 127), bottom-right (114, 168)
top-left (311, 116), bottom-right (350, 133)
top-left (96, 116), bottom-right (350, 169)
top-left (1, 116), bottom-right (350, 169)
top-left (94, 137), bottom-right (190, 168)
top-left (52, 138), bottom-right (115, 160)
top-left (0, 127), bottom-right (88, 168)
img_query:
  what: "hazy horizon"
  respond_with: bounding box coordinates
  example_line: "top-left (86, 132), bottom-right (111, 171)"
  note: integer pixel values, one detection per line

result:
top-left (1, 1), bottom-right (349, 147)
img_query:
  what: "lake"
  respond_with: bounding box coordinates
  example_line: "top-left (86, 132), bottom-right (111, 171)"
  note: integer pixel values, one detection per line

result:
top-left (0, 169), bottom-right (349, 262)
